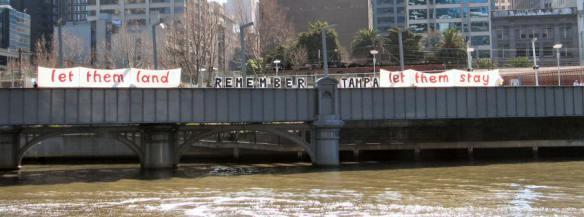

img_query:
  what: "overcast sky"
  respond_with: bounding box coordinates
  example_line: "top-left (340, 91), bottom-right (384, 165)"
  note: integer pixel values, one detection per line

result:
top-left (209, 0), bottom-right (226, 4)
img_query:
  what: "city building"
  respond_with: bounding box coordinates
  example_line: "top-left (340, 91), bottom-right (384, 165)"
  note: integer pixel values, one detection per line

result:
top-left (10, 0), bottom-right (52, 51)
top-left (276, 0), bottom-right (373, 58)
top-left (373, 0), bottom-right (407, 33)
top-left (54, 0), bottom-right (88, 22)
top-left (491, 7), bottom-right (580, 66)
top-left (494, 0), bottom-right (512, 10)
top-left (0, 0), bottom-right (30, 66)
top-left (406, 0), bottom-right (493, 58)
top-left (86, 0), bottom-right (185, 64)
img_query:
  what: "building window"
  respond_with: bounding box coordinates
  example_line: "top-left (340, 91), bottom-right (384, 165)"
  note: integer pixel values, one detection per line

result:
top-left (436, 22), bottom-right (462, 32)
top-left (436, 8), bottom-right (462, 19)
top-left (471, 21), bottom-right (489, 32)
top-left (409, 0), bottom-right (426, 6)
top-left (409, 9), bottom-right (427, 20)
top-left (409, 23), bottom-right (427, 33)
top-left (469, 7), bottom-right (489, 17)
top-left (471, 36), bottom-right (490, 46)
top-left (496, 28), bottom-right (504, 40)
top-left (436, 0), bottom-right (463, 3)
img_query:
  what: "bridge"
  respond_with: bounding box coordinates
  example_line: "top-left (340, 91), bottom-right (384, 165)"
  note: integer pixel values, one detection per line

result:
top-left (2, 77), bottom-right (584, 170)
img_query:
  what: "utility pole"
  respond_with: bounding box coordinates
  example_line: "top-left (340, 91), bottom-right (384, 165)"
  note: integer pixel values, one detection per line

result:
top-left (532, 38), bottom-right (539, 86)
top-left (57, 18), bottom-right (63, 68)
top-left (239, 22), bottom-right (254, 75)
top-left (321, 28), bottom-right (329, 77)
top-left (398, 28), bottom-right (405, 71)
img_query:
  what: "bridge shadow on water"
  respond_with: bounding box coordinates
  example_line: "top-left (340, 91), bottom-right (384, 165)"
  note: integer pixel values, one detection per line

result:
top-left (1, 147), bottom-right (584, 186)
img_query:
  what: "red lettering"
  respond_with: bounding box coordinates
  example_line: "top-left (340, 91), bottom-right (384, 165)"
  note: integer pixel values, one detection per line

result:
top-left (438, 75), bottom-right (448, 83)
top-left (161, 71), bottom-right (169, 83)
top-left (51, 69), bottom-right (56, 82)
top-left (68, 71), bottom-right (74, 82)
top-left (86, 71), bottom-right (92, 82)
top-left (103, 73), bottom-right (111, 82)
top-left (113, 74), bottom-right (124, 82)
top-left (136, 71), bottom-right (141, 83)
top-left (429, 76), bottom-right (437, 83)
top-left (58, 73), bottom-right (67, 82)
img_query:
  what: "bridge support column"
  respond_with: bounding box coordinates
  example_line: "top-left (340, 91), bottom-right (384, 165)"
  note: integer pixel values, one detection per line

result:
top-left (0, 129), bottom-right (20, 170)
top-left (141, 126), bottom-right (177, 170)
top-left (313, 77), bottom-right (344, 167)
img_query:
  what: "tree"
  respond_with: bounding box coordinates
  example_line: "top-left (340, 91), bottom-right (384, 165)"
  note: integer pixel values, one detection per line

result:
top-left (257, 0), bottom-right (295, 57)
top-left (165, 0), bottom-right (221, 86)
top-left (297, 20), bottom-right (342, 65)
top-left (351, 28), bottom-right (386, 64)
top-left (477, 58), bottom-right (494, 69)
top-left (507, 57), bottom-right (530, 67)
top-left (434, 28), bottom-right (466, 66)
top-left (386, 27), bottom-right (423, 65)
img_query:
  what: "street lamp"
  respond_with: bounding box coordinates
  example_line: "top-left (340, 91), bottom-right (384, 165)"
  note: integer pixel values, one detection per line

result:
top-left (554, 43), bottom-right (563, 86)
top-left (370, 50), bottom-right (378, 76)
top-left (397, 27), bottom-right (405, 71)
top-left (273, 59), bottom-right (281, 76)
top-left (532, 37), bottom-right (539, 86)
top-left (239, 22), bottom-right (254, 74)
top-left (466, 46), bottom-right (475, 71)
top-left (151, 19), bottom-right (166, 70)
top-left (320, 24), bottom-right (337, 77)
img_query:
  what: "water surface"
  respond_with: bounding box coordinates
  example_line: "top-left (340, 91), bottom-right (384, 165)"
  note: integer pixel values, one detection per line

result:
top-left (1, 161), bottom-right (584, 216)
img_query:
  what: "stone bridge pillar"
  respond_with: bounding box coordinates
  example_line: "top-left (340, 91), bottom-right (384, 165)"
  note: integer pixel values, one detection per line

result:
top-left (0, 128), bottom-right (20, 170)
top-left (313, 77), bottom-right (344, 167)
top-left (141, 126), bottom-right (177, 170)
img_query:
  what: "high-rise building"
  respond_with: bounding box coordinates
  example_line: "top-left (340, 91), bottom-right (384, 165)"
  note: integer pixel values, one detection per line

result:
top-left (406, 0), bottom-right (493, 58)
top-left (0, 0), bottom-right (30, 66)
top-left (276, 0), bottom-right (373, 58)
top-left (86, 0), bottom-right (185, 64)
top-left (10, 0), bottom-right (52, 50)
top-left (373, 0), bottom-right (407, 33)
top-left (54, 0), bottom-right (88, 23)
top-left (492, 7), bottom-right (579, 66)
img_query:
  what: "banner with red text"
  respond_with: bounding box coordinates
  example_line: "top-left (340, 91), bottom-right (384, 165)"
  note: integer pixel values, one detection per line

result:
top-left (380, 69), bottom-right (503, 87)
top-left (37, 67), bottom-right (181, 88)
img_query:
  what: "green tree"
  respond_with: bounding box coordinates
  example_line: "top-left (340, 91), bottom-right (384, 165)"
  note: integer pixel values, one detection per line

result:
top-left (386, 28), bottom-right (423, 65)
top-left (507, 57), bottom-right (530, 67)
top-left (351, 28), bottom-right (385, 63)
top-left (477, 58), bottom-right (494, 69)
top-left (297, 20), bottom-right (342, 65)
top-left (434, 28), bottom-right (467, 66)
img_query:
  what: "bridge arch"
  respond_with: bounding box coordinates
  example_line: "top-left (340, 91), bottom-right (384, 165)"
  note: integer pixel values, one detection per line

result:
top-left (175, 127), bottom-right (315, 164)
top-left (17, 131), bottom-right (144, 166)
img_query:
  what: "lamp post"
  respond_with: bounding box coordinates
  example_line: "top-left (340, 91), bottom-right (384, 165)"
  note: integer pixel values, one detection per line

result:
top-left (554, 43), bottom-right (563, 86)
top-left (532, 37), bottom-right (539, 86)
top-left (466, 45), bottom-right (475, 71)
top-left (398, 28), bottom-right (405, 71)
top-left (239, 22), bottom-right (254, 74)
top-left (150, 11), bottom-right (166, 70)
top-left (320, 24), bottom-right (336, 77)
top-left (273, 59), bottom-right (281, 76)
top-left (370, 49), bottom-right (378, 76)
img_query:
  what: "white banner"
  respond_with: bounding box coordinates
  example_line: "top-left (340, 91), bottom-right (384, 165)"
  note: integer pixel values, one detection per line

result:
top-left (380, 69), bottom-right (503, 87)
top-left (38, 67), bottom-right (182, 88)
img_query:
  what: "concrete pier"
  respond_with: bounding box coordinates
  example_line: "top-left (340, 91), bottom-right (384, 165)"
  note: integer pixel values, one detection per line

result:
top-left (141, 126), bottom-right (177, 170)
top-left (0, 129), bottom-right (19, 170)
top-left (314, 77), bottom-right (344, 167)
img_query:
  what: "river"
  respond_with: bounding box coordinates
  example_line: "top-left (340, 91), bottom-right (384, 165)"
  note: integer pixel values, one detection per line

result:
top-left (1, 160), bottom-right (584, 216)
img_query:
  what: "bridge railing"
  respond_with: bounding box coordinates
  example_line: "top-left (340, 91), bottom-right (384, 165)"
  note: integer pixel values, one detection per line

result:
top-left (339, 86), bottom-right (584, 120)
top-left (0, 88), bottom-right (317, 126)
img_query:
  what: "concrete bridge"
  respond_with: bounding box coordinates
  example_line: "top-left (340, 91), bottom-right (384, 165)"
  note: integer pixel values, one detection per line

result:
top-left (2, 77), bottom-right (584, 170)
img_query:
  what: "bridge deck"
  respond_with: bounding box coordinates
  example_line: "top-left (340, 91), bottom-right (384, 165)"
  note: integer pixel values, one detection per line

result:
top-left (1, 87), bottom-right (583, 126)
